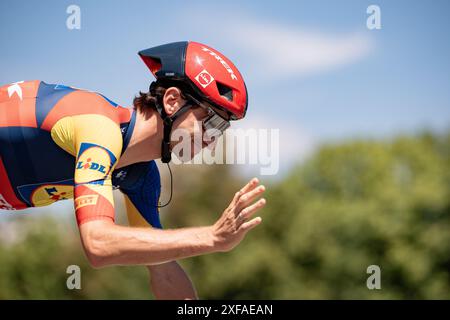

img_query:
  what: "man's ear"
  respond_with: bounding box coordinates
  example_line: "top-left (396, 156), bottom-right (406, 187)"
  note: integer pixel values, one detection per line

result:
top-left (163, 87), bottom-right (184, 116)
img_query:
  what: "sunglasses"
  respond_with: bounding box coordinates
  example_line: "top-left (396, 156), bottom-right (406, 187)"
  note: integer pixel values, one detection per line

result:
top-left (184, 94), bottom-right (231, 138)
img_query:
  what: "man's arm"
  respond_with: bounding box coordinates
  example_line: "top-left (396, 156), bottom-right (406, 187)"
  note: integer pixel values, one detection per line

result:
top-left (117, 161), bottom-right (197, 299)
top-left (80, 220), bottom-right (215, 267)
top-left (78, 178), bottom-right (266, 267)
top-left (148, 261), bottom-right (198, 300)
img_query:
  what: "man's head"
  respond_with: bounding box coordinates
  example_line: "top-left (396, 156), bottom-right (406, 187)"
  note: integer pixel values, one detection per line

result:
top-left (133, 85), bottom-right (230, 160)
top-left (137, 41), bottom-right (248, 163)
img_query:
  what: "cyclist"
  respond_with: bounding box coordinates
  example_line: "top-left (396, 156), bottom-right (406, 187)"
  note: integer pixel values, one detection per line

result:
top-left (0, 41), bottom-right (266, 299)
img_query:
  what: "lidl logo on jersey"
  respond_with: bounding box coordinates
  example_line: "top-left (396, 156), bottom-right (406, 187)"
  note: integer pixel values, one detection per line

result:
top-left (17, 180), bottom-right (74, 207)
top-left (31, 185), bottom-right (73, 206)
top-left (75, 143), bottom-right (117, 184)
top-left (76, 157), bottom-right (107, 173)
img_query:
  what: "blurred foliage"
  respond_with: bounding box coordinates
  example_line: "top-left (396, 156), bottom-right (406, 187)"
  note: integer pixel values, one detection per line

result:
top-left (0, 131), bottom-right (448, 299)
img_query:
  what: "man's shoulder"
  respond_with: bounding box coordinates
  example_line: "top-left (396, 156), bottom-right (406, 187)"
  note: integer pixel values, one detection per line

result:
top-left (40, 80), bottom-right (132, 132)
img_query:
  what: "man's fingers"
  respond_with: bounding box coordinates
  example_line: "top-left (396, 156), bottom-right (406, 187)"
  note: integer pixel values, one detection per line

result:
top-left (241, 177), bottom-right (259, 194)
top-left (231, 178), bottom-right (260, 205)
top-left (240, 217), bottom-right (262, 233)
top-left (236, 185), bottom-right (265, 213)
top-left (239, 198), bottom-right (266, 222)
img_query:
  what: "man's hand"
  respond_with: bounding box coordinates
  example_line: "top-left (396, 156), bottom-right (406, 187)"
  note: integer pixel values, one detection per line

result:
top-left (212, 178), bottom-right (266, 252)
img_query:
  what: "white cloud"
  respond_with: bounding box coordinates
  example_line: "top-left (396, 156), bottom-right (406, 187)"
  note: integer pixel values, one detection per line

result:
top-left (228, 20), bottom-right (373, 78)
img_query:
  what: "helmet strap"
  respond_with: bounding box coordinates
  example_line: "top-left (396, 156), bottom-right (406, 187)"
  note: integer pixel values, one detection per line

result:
top-left (151, 82), bottom-right (195, 163)
top-left (161, 116), bottom-right (173, 163)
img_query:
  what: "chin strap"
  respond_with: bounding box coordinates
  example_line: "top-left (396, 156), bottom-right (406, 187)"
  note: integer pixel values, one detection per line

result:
top-left (161, 116), bottom-right (173, 163)
top-left (149, 82), bottom-right (195, 208)
top-left (151, 82), bottom-right (194, 163)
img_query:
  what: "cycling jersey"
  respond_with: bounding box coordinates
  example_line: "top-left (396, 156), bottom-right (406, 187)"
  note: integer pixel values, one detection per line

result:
top-left (0, 80), bottom-right (162, 228)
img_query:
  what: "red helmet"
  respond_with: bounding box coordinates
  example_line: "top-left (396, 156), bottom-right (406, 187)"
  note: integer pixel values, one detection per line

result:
top-left (138, 41), bottom-right (248, 120)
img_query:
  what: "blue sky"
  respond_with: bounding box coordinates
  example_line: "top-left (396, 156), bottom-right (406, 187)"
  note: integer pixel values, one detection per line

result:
top-left (1, 0), bottom-right (449, 170)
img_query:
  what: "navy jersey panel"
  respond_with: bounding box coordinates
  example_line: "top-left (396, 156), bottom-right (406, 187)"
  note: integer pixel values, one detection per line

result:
top-left (113, 161), bottom-right (163, 229)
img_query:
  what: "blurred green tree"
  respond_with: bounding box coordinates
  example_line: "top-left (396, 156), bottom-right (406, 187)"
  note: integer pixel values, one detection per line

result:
top-left (0, 131), bottom-right (448, 299)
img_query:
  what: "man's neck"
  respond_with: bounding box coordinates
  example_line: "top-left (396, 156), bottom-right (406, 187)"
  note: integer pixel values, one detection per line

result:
top-left (116, 109), bottom-right (162, 168)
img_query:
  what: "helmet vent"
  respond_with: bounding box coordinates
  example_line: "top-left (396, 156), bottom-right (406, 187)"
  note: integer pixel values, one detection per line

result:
top-left (143, 56), bottom-right (162, 75)
top-left (216, 82), bottom-right (233, 101)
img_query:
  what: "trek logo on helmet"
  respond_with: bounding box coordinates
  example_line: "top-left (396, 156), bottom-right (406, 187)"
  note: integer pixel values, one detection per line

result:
top-left (201, 47), bottom-right (238, 81)
top-left (195, 69), bottom-right (215, 88)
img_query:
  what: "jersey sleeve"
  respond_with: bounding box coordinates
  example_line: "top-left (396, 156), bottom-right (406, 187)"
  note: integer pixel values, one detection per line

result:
top-left (114, 161), bottom-right (163, 229)
top-left (71, 114), bottom-right (123, 225)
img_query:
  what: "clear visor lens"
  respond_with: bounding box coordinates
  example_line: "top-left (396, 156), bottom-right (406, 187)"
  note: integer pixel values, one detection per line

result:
top-left (204, 113), bottom-right (230, 132)
top-left (184, 93), bottom-right (231, 138)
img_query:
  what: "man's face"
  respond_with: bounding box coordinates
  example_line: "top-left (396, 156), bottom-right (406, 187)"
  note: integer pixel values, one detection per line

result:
top-left (172, 106), bottom-right (210, 159)
top-left (163, 87), bottom-right (228, 160)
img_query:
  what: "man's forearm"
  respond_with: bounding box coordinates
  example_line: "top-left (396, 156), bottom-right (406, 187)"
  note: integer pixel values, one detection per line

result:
top-left (148, 261), bottom-right (198, 300)
top-left (80, 220), bottom-right (216, 267)
top-left (80, 178), bottom-right (266, 268)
